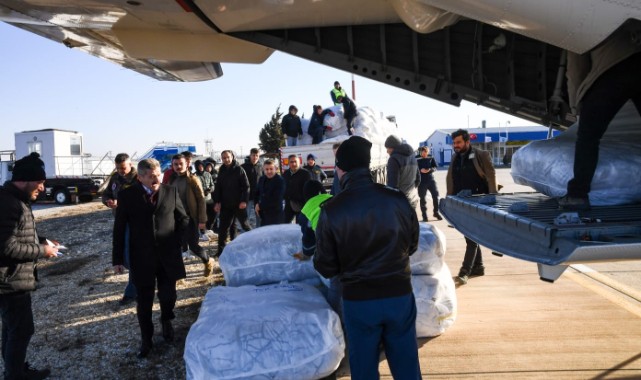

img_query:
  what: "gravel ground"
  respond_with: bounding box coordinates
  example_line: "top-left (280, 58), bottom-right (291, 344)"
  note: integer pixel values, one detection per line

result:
top-left (1, 201), bottom-right (224, 379)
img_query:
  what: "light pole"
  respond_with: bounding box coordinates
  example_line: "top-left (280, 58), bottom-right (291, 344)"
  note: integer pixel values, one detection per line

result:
top-left (504, 121), bottom-right (511, 164)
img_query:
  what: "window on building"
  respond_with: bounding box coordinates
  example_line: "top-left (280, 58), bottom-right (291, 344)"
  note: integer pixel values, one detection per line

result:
top-left (28, 141), bottom-right (42, 155)
top-left (70, 136), bottom-right (82, 156)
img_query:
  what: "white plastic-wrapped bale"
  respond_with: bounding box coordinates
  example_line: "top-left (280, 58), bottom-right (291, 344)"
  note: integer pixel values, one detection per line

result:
top-left (185, 283), bottom-right (345, 380)
top-left (299, 118), bottom-right (313, 145)
top-left (410, 223), bottom-right (447, 275)
top-left (219, 224), bottom-right (318, 287)
top-left (412, 265), bottom-right (457, 338)
top-left (323, 105), bottom-right (397, 144)
top-left (511, 101), bottom-right (641, 206)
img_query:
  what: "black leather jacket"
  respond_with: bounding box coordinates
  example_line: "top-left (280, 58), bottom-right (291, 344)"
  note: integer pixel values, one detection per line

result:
top-left (314, 168), bottom-right (419, 301)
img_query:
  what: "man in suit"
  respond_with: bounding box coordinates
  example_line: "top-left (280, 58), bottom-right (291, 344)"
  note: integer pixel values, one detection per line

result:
top-left (112, 158), bottom-right (190, 359)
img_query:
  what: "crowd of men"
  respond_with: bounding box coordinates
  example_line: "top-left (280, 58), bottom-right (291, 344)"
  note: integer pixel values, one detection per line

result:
top-left (0, 127), bottom-right (494, 379)
top-left (2, 40), bottom-right (633, 373)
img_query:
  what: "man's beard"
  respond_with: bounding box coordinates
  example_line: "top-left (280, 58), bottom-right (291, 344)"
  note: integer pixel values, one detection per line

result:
top-left (456, 146), bottom-right (469, 154)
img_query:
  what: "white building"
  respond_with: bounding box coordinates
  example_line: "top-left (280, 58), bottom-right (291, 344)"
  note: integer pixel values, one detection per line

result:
top-left (15, 129), bottom-right (86, 177)
top-left (419, 126), bottom-right (559, 166)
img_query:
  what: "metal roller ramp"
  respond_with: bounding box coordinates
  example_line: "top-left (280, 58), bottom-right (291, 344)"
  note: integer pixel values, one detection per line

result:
top-left (439, 192), bottom-right (641, 281)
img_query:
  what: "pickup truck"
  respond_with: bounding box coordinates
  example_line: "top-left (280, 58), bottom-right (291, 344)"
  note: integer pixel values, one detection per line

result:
top-left (279, 105), bottom-right (395, 187)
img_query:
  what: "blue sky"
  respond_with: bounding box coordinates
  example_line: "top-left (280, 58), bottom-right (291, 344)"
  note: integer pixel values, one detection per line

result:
top-left (0, 22), bottom-right (535, 158)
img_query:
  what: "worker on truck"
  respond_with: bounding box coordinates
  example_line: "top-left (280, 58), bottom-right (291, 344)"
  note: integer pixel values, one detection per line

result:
top-left (330, 81), bottom-right (347, 105)
top-left (281, 105), bottom-right (303, 147)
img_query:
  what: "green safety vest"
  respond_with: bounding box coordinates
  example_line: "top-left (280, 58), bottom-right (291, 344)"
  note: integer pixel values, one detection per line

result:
top-left (301, 194), bottom-right (333, 231)
top-left (331, 88), bottom-right (347, 105)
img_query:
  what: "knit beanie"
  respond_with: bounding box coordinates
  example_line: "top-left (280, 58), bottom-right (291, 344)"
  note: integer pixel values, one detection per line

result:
top-left (11, 152), bottom-right (46, 182)
top-left (335, 136), bottom-right (372, 172)
top-left (307, 154), bottom-right (316, 161)
top-left (384, 134), bottom-right (402, 149)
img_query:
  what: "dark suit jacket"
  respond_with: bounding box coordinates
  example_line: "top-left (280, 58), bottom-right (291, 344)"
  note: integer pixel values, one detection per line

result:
top-left (112, 183), bottom-right (189, 286)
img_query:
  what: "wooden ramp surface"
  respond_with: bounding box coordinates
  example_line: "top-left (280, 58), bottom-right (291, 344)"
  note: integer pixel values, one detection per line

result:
top-left (338, 218), bottom-right (641, 379)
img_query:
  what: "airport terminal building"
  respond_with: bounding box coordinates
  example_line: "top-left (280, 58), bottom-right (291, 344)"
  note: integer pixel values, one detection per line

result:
top-left (419, 126), bottom-right (560, 167)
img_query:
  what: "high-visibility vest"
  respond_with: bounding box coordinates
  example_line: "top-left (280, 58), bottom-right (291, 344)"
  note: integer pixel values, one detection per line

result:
top-left (331, 88), bottom-right (346, 105)
top-left (301, 193), bottom-right (333, 230)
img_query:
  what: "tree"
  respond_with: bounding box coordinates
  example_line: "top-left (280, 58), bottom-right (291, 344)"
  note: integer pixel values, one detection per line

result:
top-left (258, 105), bottom-right (285, 154)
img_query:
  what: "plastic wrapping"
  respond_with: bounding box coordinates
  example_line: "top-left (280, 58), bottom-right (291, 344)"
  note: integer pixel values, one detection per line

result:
top-left (321, 105), bottom-right (398, 145)
top-left (412, 264), bottom-right (457, 338)
top-left (219, 224), bottom-right (318, 287)
top-left (185, 283), bottom-right (345, 380)
top-left (410, 223), bottom-right (447, 275)
top-left (511, 103), bottom-right (641, 206)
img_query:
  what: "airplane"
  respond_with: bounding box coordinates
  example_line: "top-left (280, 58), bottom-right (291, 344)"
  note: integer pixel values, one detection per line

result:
top-left (2, 0), bottom-right (640, 281)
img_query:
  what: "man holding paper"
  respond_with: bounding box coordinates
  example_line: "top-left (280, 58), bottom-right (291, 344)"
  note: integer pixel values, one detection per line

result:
top-left (0, 153), bottom-right (58, 380)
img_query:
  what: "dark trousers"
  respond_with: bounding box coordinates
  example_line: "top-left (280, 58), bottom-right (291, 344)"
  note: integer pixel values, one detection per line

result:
top-left (567, 52), bottom-right (641, 198)
top-left (418, 180), bottom-right (439, 219)
top-left (311, 130), bottom-right (324, 144)
top-left (205, 200), bottom-right (217, 231)
top-left (342, 293), bottom-right (421, 380)
top-left (0, 292), bottom-right (35, 380)
top-left (283, 201), bottom-right (300, 224)
top-left (259, 210), bottom-right (283, 226)
top-left (123, 225), bottom-right (137, 299)
top-left (345, 115), bottom-right (355, 135)
top-left (460, 237), bottom-right (483, 275)
top-left (136, 264), bottom-right (177, 345)
top-left (183, 219), bottom-right (208, 263)
top-left (217, 206), bottom-right (251, 254)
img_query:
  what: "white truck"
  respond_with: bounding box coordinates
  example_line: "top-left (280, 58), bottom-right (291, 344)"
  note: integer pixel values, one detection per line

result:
top-left (7, 129), bottom-right (101, 204)
top-left (279, 105), bottom-right (398, 186)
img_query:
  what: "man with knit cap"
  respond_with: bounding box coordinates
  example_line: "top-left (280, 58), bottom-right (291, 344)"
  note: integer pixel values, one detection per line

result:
top-left (385, 134), bottom-right (421, 211)
top-left (0, 153), bottom-right (57, 380)
top-left (314, 136), bottom-right (422, 380)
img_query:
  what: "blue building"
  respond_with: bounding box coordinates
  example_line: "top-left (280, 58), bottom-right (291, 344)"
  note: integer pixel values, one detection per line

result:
top-left (139, 142), bottom-right (197, 171)
top-left (419, 126), bottom-right (560, 166)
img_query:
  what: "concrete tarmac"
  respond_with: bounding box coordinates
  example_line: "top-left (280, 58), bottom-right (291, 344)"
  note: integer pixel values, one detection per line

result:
top-left (339, 168), bottom-right (641, 379)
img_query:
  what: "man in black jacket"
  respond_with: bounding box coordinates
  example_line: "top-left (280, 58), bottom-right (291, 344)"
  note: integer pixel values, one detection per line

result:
top-left (240, 148), bottom-right (262, 228)
top-left (281, 105), bottom-right (303, 146)
top-left (254, 159), bottom-right (285, 226)
top-left (283, 154), bottom-right (312, 223)
top-left (213, 150), bottom-right (252, 256)
top-left (113, 158), bottom-right (190, 359)
top-left (336, 95), bottom-right (357, 136)
top-left (417, 146), bottom-right (442, 221)
top-left (314, 136), bottom-right (421, 380)
top-left (446, 129), bottom-right (497, 286)
top-left (0, 153), bottom-right (57, 380)
top-left (102, 153), bottom-right (138, 306)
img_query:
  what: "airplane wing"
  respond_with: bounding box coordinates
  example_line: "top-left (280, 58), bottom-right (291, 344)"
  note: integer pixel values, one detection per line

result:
top-left (3, 0), bottom-right (640, 84)
top-left (0, 0), bottom-right (272, 82)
